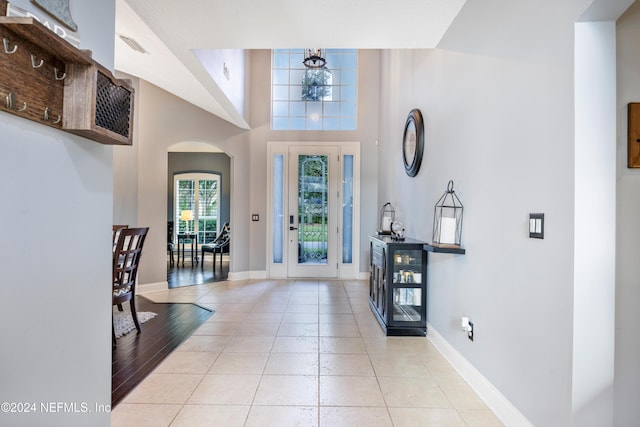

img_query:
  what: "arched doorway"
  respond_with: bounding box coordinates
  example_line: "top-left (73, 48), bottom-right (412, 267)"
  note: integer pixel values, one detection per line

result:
top-left (167, 142), bottom-right (231, 287)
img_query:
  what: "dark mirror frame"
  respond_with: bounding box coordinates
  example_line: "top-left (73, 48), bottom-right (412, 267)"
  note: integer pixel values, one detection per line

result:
top-left (402, 108), bottom-right (424, 177)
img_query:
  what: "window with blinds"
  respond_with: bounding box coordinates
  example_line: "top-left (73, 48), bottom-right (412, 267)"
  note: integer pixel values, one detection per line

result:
top-left (175, 173), bottom-right (220, 244)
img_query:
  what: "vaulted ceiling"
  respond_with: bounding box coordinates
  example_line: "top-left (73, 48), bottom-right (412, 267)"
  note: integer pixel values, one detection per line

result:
top-left (115, 0), bottom-right (466, 129)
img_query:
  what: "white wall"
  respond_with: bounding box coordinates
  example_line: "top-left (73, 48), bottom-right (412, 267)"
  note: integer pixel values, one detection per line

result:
top-left (113, 73), bottom-right (140, 227)
top-left (376, 0), bottom-right (637, 425)
top-left (377, 1), bottom-right (588, 425)
top-left (116, 49), bottom-right (382, 285)
top-left (615, 1), bottom-right (640, 425)
top-left (380, 47), bottom-right (575, 427)
top-left (193, 49), bottom-right (247, 121)
top-left (247, 49), bottom-right (381, 275)
top-left (115, 78), bottom-right (251, 286)
top-left (0, 1), bottom-right (115, 426)
top-left (573, 20), bottom-right (617, 427)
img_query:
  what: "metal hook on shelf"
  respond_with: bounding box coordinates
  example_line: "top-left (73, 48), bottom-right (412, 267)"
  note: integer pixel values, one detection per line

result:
top-left (3, 38), bottom-right (17, 54)
top-left (54, 67), bottom-right (66, 81)
top-left (30, 54), bottom-right (44, 69)
top-left (43, 107), bottom-right (62, 124)
top-left (5, 92), bottom-right (27, 112)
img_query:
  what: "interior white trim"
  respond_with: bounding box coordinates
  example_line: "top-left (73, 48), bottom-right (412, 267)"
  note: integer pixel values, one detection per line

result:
top-left (250, 271), bottom-right (268, 280)
top-left (427, 323), bottom-right (535, 427)
top-left (266, 141), bottom-right (361, 280)
top-left (226, 271), bottom-right (268, 281)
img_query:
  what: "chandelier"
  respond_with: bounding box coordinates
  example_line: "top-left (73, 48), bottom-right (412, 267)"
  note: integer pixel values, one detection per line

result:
top-left (303, 48), bottom-right (326, 68)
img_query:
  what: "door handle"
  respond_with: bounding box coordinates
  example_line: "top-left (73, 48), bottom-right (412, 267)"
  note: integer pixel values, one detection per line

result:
top-left (289, 226), bottom-right (298, 231)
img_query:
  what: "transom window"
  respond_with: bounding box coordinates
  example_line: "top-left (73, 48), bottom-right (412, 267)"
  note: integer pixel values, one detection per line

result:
top-left (271, 49), bottom-right (357, 131)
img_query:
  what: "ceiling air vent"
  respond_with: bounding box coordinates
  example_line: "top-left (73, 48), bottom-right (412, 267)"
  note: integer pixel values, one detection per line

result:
top-left (118, 35), bottom-right (148, 54)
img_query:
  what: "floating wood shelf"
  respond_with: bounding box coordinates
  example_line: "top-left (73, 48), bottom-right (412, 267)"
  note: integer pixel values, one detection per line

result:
top-left (0, 17), bottom-right (92, 64)
top-left (0, 7), bottom-right (134, 146)
top-left (423, 243), bottom-right (466, 254)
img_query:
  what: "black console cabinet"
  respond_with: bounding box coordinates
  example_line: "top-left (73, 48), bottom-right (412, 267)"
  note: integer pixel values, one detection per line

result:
top-left (369, 235), bottom-right (427, 336)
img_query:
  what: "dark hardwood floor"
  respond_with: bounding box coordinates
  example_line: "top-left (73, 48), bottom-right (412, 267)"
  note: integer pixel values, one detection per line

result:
top-left (168, 250), bottom-right (229, 288)
top-left (111, 253), bottom-right (228, 407)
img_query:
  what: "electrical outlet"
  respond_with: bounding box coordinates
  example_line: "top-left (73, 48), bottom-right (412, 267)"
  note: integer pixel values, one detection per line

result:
top-left (461, 316), bottom-right (473, 341)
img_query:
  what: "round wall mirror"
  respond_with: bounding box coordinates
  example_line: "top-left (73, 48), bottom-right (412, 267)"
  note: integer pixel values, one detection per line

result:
top-left (402, 109), bottom-right (424, 177)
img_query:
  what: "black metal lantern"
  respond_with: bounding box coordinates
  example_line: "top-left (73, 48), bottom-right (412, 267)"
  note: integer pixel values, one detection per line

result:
top-left (433, 180), bottom-right (463, 247)
top-left (378, 202), bottom-right (395, 235)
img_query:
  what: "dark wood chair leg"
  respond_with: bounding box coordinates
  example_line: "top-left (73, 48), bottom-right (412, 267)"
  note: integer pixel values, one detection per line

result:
top-left (130, 298), bottom-right (141, 332)
top-left (112, 322), bottom-right (116, 347)
top-left (117, 303), bottom-right (123, 312)
top-left (219, 249), bottom-right (223, 270)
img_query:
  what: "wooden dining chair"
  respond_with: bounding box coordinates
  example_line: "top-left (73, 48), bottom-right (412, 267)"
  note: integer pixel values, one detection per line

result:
top-left (112, 225), bottom-right (128, 253)
top-left (112, 227), bottom-right (149, 346)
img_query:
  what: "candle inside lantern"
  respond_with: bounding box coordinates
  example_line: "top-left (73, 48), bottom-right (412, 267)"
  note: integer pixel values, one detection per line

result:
top-left (439, 217), bottom-right (457, 244)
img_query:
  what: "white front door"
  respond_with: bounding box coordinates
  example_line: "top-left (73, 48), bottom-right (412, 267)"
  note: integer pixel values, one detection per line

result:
top-left (268, 141), bottom-right (360, 279)
top-left (287, 146), bottom-right (339, 278)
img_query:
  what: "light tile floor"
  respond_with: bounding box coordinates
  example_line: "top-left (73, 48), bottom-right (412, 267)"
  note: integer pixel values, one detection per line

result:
top-left (111, 279), bottom-right (504, 427)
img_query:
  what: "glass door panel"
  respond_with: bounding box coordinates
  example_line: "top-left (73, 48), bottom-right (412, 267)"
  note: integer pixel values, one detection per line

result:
top-left (198, 179), bottom-right (218, 244)
top-left (391, 249), bottom-right (423, 284)
top-left (391, 248), bottom-right (423, 323)
top-left (176, 179), bottom-right (195, 234)
top-left (298, 154), bottom-right (329, 264)
top-left (342, 154), bottom-right (354, 263)
top-left (288, 146), bottom-right (338, 278)
top-left (393, 288), bottom-right (422, 322)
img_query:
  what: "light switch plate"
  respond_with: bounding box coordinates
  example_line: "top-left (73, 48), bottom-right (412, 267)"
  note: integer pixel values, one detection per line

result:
top-left (252, 214), bottom-right (259, 222)
top-left (529, 213), bottom-right (544, 239)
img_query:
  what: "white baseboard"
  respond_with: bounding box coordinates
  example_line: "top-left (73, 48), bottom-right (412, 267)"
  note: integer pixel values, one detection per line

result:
top-left (227, 271), bottom-right (248, 281)
top-left (427, 323), bottom-right (534, 427)
top-left (249, 271), bottom-right (268, 279)
top-left (264, 271), bottom-right (368, 281)
top-left (227, 271), bottom-right (267, 281)
top-left (137, 281), bottom-right (168, 294)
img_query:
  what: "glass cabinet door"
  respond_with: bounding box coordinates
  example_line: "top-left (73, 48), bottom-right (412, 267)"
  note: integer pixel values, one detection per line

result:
top-left (391, 248), bottom-right (423, 323)
top-left (391, 249), bottom-right (423, 284)
top-left (393, 288), bottom-right (422, 321)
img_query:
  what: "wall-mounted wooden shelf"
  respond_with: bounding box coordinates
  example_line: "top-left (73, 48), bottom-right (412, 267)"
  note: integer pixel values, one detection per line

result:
top-left (424, 243), bottom-right (466, 254)
top-left (63, 62), bottom-right (134, 146)
top-left (0, 17), bottom-right (92, 64)
top-left (0, 5), bottom-right (134, 146)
